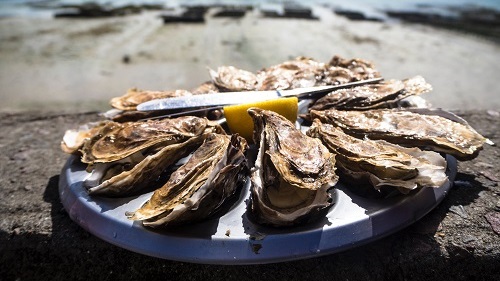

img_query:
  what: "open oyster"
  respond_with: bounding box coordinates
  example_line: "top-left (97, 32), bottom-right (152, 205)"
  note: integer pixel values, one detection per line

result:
top-left (310, 108), bottom-right (489, 161)
top-left (307, 119), bottom-right (448, 193)
top-left (127, 133), bottom-right (248, 227)
top-left (80, 116), bottom-right (224, 196)
top-left (310, 76), bottom-right (432, 111)
top-left (248, 108), bottom-right (338, 227)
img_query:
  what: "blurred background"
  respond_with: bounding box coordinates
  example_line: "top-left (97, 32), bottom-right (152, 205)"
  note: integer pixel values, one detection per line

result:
top-left (0, 0), bottom-right (499, 112)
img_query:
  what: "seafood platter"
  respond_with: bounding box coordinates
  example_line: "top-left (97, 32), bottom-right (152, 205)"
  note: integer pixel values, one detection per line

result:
top-left (59, 55), bottom-right (491, 264)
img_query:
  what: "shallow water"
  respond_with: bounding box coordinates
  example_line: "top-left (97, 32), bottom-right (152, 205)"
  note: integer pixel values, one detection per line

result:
top-left (1, 0), bottom-right (499, 19)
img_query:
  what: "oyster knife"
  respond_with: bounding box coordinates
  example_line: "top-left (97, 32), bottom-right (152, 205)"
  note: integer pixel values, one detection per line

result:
top-left (137, 78), bottom-right (383, 111)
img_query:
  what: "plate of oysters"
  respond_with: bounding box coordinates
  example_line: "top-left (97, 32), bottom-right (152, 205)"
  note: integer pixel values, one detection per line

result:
top-left (59, 56), bottom-right (491, 264)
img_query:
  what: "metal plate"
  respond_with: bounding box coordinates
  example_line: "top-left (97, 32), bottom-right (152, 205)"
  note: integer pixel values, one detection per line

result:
top-left (59, 153), bottom-right (456, 264)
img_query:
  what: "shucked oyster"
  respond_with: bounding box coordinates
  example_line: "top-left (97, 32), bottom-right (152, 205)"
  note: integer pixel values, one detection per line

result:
top-left (127, 133), bottom-right (248, 227)
top-left (310, 76), bottom-right (432, 111)
top-left (307, 119), bottom-right (448, 193)
top-left (310, 108), bottom-right (489, 161)
top-left (80, 117), bottom-right (224, 196)
top-left (248, 108), bottom-right (338, 227)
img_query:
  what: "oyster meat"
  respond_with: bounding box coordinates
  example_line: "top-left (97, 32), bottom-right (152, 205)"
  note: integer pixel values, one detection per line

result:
top-left (307, 119), bottom-right (448, 193)
top-left (310, 108), bottom-right (489, 160)
top-left (127, 133), bottom-right (248, 227)
top-left (310, 76), bottom-right (432, 111)
top-left (248, 108), bottom-right (338, 227)
top-left (80, 116), bottom-right (224, 196)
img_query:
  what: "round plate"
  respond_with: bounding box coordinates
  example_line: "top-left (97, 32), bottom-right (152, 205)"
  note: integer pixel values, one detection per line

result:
top-left (59, 154), bottom-right (456, 264)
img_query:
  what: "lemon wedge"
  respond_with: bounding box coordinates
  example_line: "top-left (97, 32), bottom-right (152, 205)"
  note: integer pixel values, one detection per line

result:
top-left (223, 97), bottom-right (298, 142)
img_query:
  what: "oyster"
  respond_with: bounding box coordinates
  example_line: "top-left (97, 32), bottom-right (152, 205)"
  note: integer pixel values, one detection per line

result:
top-left (256, 56), bottom-right (325, 90)
top-left (81, 116), bottom-right (223, 164)
top-left (320, 66), bottom-right (355, 86)
top-left (310, 76), bottom-right (432, 111)
top-left (127, 133), bottom-right (248, 227)
top-left (307, 119), bottom-right (448, 193)
top-left (61, 121), bottom-right (110, 155)
top-left (110, 88), bottom-right (193, 111)
top-left (80, 116), bottom-right (224, 196)
top-left (310, 108), bottom-right (489, 160)
top-left (191, 81), bottom-right (220, 95)
top-left (84, 135), bottom-right (207, 196)
top-left (327, 55), bottom-right (380, 81)
top-left (209, 66), bottom-right (258, 92)
top-left (248, 108), bottom-right (338, 226)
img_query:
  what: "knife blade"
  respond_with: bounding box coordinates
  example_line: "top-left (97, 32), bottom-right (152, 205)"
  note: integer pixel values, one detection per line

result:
top-left (137, 78), bottom-right (383, 111)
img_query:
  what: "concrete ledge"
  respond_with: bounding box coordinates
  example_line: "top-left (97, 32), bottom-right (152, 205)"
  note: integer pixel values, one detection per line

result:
top-left (0, 110), bottom-right (498, 280)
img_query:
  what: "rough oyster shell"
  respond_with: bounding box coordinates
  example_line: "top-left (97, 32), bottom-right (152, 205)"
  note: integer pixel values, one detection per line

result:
top-left (127, 133), bottom-right (248, 227)
top-left (328, 55), bottom-right (380, 81)
top-left (310, 76), bottom-right (432, 111)
top-left (307, 119), bottom-right (448, 193)
top-left (61, 121), bottom-right (110, 155)
top-left (256, 56), bottom-right (325, 90)
top-left (209, 66), bottom-right (258, 92)
top-left (248, 108), bottom-right (338, 227)
top-left (310, 108), bottom-right (489, 161)
top-left (190, 81), bottom-right (220, 95)
top-left (110, 88), bottom-right (193, 111)
top-left (81, 116), bottom-right (224, 164)
top-left (84, 135), bottom-right (207, 196)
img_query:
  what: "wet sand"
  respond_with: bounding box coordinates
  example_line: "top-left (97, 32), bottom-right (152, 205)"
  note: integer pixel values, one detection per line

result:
top-left (1, 6), bottom-right (499, 112)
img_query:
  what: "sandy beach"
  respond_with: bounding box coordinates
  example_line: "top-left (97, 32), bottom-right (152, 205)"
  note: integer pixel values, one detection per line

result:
top-left (1, 5), bottom-right (499, 112)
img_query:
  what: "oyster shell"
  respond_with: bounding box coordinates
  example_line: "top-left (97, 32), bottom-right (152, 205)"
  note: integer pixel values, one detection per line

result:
top-left (256, 56), bottom-right (325, 90)
top-left (84, 135), bottom-right (207, 196)
top-left (127, 133), bottom-right (248, 227)
top-left (110, 88), bottom-right (193, 111)
top-left (209, 66), bottom-right (258, 92)
top-left (61, 121), bottom-right (110, 155)
top-left (79, 117), bottom-right (224, 196)
top-left (307, 119), bottom-right (448, 193)
top-left (81, 116), bottom-right (224, 164)
top-left (190, 81), bottom-right (220, 95)
top-left (247, 108), bottom-right (338, 226)
top-left (320, 66), bottom-right (355, 86)
top-left (310, 108), bottom-right (489, 160)
top-left (327, 55), bottom-right (380, 81)
top-left (310, 76), bottom-right (432, 111)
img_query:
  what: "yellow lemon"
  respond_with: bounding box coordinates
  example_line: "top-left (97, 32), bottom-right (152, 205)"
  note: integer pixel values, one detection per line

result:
top-left (223, 97), bottom-right (298, 142)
